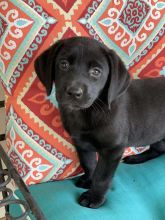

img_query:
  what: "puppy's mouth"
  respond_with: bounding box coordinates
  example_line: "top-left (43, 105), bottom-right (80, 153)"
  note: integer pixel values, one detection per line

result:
top-left (56, 94), bottom-right (94, 111)
top-left (60, 102), bottom-right (92, 111)
top-left (67, 104), bottom-right (82, 111)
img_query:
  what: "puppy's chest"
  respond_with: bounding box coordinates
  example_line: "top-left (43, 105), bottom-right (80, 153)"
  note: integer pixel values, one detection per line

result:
top-left (60, 110), bottom-right (118, 148)
top-left (62, 111), bottom-right (91, 134)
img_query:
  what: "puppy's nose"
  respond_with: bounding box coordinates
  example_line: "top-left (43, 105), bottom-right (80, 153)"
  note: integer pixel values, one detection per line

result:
top-left (66, 86), bottom-right (83, 99)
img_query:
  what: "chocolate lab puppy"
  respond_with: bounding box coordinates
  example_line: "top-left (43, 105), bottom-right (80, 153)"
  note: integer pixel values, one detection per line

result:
top-left (34, 37), bottom-right (165, 208)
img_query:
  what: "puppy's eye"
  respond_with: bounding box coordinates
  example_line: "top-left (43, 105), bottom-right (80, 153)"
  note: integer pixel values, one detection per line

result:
top-left (59, 60), bottom-right (70, 71)
top-left (89, 68), bottom-right (102, 78)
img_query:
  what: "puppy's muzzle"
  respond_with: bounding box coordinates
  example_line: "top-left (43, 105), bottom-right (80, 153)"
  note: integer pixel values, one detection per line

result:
top-left (66, 85), bottom-right (83, 100)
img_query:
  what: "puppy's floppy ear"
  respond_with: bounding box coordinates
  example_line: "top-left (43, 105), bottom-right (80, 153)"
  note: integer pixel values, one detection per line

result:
top-left (107, 49), bottom-right (131, 106)
top-left (34, 41), bottom-right (63, 95)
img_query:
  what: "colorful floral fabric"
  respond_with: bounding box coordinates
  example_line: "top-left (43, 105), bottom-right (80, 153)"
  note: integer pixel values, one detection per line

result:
top-left (0, 0), bottom-right (164, 185)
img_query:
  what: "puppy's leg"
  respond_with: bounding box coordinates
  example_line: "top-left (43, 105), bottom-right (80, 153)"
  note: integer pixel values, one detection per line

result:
top-left (75, 148), bottom-right (97, 189)
top-left (78, 147), bottom-right (124, 208)
top-left (123, 140), bottom-right (165, 164)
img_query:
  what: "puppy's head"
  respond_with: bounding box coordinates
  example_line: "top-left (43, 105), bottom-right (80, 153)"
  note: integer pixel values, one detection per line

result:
top-left (35, 37), bottom-right (131, 110)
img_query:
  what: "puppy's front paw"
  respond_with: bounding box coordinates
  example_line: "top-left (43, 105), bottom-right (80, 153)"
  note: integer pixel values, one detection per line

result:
top-left (78, 190), bottom-right (105, 208)
top-left (75, 175), bottom-right (92, 189)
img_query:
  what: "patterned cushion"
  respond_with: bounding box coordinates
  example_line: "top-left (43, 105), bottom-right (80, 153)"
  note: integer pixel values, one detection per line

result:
top-left (0, 0), bottom-right (164, 185)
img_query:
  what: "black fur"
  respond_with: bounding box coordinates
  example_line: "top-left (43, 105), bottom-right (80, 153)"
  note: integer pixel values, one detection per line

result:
top-left (35, 37), bottom-right (165, 208)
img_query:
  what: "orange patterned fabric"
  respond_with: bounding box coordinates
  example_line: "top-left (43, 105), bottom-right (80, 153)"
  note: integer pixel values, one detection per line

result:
top-left (0, 0), bottom-right (164, 185)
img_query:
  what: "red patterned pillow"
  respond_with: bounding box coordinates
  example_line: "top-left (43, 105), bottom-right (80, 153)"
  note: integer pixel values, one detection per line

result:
top-left (0, 0), bottom-right (164, 185)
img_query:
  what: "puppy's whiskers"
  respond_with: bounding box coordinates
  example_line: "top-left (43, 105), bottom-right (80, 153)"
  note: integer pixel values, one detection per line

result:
top-left (95, 98), bottom-right (109, 121)
top-left (91, 103), bottom-right (99, 128)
